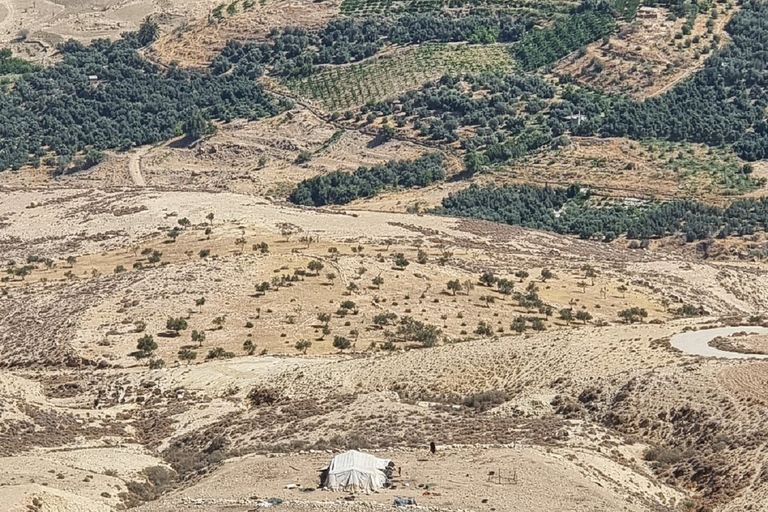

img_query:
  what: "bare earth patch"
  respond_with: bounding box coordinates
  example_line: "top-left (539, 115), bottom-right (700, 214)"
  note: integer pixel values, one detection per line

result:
top-left (709, 332), bottom-right (768, 355)
top-left (149, 0), bottom-right (342, 69)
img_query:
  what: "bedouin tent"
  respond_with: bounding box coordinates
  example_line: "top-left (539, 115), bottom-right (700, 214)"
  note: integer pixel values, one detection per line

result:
top-left (321, 450), bottom-right (392, 493)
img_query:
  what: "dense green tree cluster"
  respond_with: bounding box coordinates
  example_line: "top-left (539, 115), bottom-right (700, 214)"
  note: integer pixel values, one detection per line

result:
top-left (0, 49), bottom-right (40, 75)
top-left (289, 153), bottom-right (445, 206)
top-left (364, 73), bottom-right (554, 150)
top-left (435, 183), bottom-right (768, 243)
top-left (550, 1), bottom-right (768, 161)
top-left (212, 12), bottom-right (535, 78)
top-left (435, 184), bottom-right (577, 231)
top-left (0, 32), bottom-right (286, 171)
top-left (513, 9), bottom-right (616, 70)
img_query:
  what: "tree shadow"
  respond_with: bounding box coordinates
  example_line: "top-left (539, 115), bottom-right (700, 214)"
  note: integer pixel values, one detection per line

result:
top-left (366, 133), bottom-right (389, 148)
top-left (168, 135), bottom-right (196, 149)
top-left (448, 168), bottom-right (474, 182)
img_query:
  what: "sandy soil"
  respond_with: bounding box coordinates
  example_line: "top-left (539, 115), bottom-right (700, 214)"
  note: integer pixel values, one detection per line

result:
top-left (0, 109), bottom-right (431, 199)
top-left (134, 444), bottom-right (684, 512)
top-left (0, 0), bottom-right (215, 48)
top-left (2, 182), bottom-right (768, 511)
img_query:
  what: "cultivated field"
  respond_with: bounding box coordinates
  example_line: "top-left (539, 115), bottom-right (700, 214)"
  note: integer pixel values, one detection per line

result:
top-left (285, 43), bottom-right (515, 112)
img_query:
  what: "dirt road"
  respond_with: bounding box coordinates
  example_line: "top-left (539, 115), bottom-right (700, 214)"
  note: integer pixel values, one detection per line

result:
top-left (128, 147), bottom-right (148, 186)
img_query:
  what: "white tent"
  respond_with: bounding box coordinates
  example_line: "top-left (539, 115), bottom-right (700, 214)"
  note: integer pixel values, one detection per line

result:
top-left (322, 450), bottom-right (392, 493)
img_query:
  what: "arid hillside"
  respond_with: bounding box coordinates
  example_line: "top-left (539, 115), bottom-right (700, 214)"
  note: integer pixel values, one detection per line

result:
top-left (1, 0), bottom-right (768, 511)
top-left (1, 186), bottom-right (768, 512)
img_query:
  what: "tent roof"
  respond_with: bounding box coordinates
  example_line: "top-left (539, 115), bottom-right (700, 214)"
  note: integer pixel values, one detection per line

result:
top-left (328, 450), bottom-right (391, 473)
top-left (322, 450), bottom-right (392, 493)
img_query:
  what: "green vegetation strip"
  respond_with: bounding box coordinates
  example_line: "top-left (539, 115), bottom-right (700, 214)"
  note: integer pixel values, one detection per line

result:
top-left (434, 184), bottom-right (768, 243)
top-left (553, 0), bottom-right (768, 161)
top-left (513, 9), bottom-right (617, 70)
top-left (340, 0), bottom-right (578, 17)
top-left (0, 49), bottom-right (40, 75)
top-left (289, 153), bottom-right (445, 206)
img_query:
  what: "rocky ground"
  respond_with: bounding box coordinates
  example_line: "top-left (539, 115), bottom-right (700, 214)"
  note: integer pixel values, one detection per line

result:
top-left (1, 186), bottom-right (768, 511)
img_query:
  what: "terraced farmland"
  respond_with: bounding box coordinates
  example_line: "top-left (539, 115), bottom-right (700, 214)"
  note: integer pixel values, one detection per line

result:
top-left (285, 43), bottom-right (515, 111)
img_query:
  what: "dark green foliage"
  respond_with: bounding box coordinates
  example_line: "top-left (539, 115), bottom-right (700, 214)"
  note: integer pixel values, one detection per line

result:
top-left (363, 2), bottom-right (766, 165)
top-left (366, 73), bottom-right (554, 147)
top-left (479, 271), bottom-right (497, 287)
top-left (393, 252), bottom-right (409, 269)
top-left (550, 1), bottom-right (768, 161)
top-left (675, 304), bottom-right (706, 317)
top-left (333, 336), bottom-right (352, 350)
top-left (435, 183), bottom-right (768, 243)
top-left (166, 317), bottom-right (188, 334)
top-left (618, 307), bottom-right (648, 323)
top-left (496, 278), bottom-right (514, 295)
top-left (511, 316), bottom-right (526, 333)
top-left (435, 184), bottom-right (575, 232)
top-left (446, 279), bottom-right (462, 295)
top-left (137, 16), bottom-right (160, 47)
top-left (474, 320), bottom-right (493, 336)
top-left (575, 310), bottom-right (592, 323)
top-left (373, 312), bottom-right (397, 326)
top-left (207, 347), bottom-right (236, 359)
top-left (379, 124), bottom-right (395, 142)
top-left (611, 0), bottom-right (640, 20)
top-left (513, 10), bottom-right (617, 70)
top-left (136, 334), bottom-right (157, 358)
top-left (396, 316), bottom-right (441, 347)
top-left (0, 33), bottom-right (285, 171)
top-left (289, 153), bottom-right (445, 206)
top-left (0, 48), bottom-right (40, 75)
top-left (464, 150), bottom-right (488, 174)
top-left (178, 348), bottom-right (197, 363)
top-left (149, 358), bottom-right (166, 369)
top-left (213, 13), bottom-right (533, 79)
top-left (183, 111), bottom-right (214, 140)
